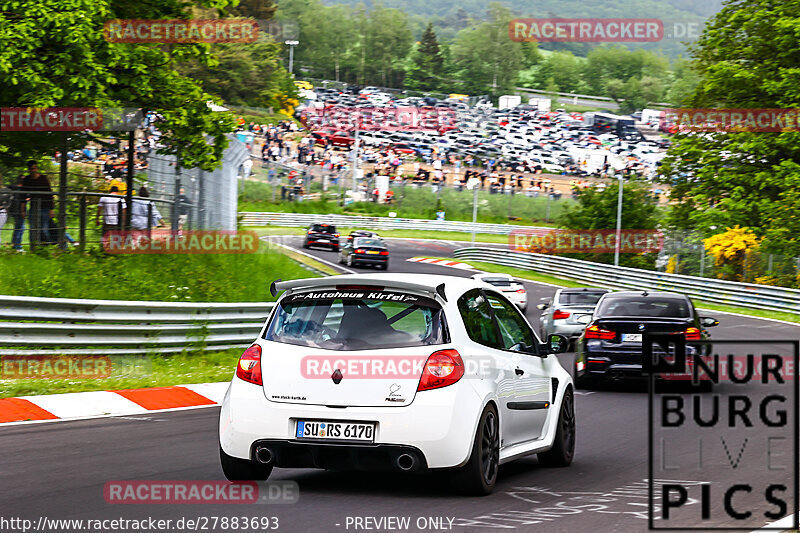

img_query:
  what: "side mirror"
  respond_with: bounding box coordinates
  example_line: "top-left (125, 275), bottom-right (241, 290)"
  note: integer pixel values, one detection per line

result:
top-left (576, 314), bottom-right (593, 325)
top-left (536, 303), bottom-right (550, 310)
top-left (700, 316), bottom-right (719, 327)
top-left (543, 334), bottom-right (569, 355)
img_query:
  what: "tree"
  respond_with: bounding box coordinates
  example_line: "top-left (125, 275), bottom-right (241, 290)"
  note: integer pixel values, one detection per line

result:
top-left (404, 23), bottom-right (443, 91)
top-left (560, 181), bottom-right (660, 268)
top-left (0, 0), bottom-right (242, 171)
top-left (451, 3), bottom-right (523, 98)
top-left (704, 226), bottom-right (760, 281)
top-left (659, 0), bottom-right (800, 258)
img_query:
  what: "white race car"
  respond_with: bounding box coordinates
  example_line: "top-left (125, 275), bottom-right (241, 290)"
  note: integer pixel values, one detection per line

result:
top-left (471, 273), bottom-right (528, 312)
top-left (219, 274), bottom-right (574, 494)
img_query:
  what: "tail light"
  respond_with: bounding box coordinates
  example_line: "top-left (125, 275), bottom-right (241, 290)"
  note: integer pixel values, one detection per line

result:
top-left (516, 288), bottom-right (525, 294)
top-left (334, 233), bottom-right (340, 237)
top-left (236, 345), bottom-right (262, 385)
top-left (418, 349), bottom-right (465, 391)
top-left (685, 327), bottom-right (701, 341)
top-left (552, 310), bottom-right (571, 320)
top-left (307, 230), bottom-right (313, 234)
top-left (355, 248), bottom-right (365, 254)
top-left (379, 251), bottom-right (389, 255)
top-left (585, 325), bottom-right (616, 340)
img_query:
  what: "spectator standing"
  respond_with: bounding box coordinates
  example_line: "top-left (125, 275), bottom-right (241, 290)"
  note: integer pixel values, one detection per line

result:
top-left (130, 187), bottom-right (164, 230)
top-left (97, 185), bottom-right (125, 236)
top-left (176, 187), bottom-right (191, 232)
top-left (22, 160), bottom-right (55, 245)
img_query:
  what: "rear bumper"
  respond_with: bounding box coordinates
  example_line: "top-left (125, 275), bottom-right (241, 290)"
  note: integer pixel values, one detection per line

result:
top-left (579, 345), bottom-right (707, 381)
top-left (249, 440), bottom-right (428, 472)
top-left (306, 237), bottom-right (339, 248)
top-left (353, 255), bottom-right (388, 265)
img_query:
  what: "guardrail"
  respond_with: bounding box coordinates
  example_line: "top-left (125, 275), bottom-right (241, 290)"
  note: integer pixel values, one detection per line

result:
top-left (453, 247), bottom-right (800, 315)
top-left (239, 212), bottom-right (550, 235)
top-left (0, 295), bottom-right (275, 356)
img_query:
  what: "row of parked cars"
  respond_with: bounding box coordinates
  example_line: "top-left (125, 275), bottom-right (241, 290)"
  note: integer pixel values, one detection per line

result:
top-left (301, 90), bottom-right (668, 173)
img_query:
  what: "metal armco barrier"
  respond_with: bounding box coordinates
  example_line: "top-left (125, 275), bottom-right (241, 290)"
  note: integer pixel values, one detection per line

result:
top-left (0, 295), bottom-right (274, 356)
top-left (454, 247), bottom-right (800, 315)
top-left (239, 212), bottom-right (549, 235)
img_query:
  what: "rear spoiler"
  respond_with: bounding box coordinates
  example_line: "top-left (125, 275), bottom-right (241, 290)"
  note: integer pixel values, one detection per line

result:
top-left (271, 277), bottom-right (448, 302)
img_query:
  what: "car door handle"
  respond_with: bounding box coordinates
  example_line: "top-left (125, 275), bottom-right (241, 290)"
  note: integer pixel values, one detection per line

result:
top-left (515, 367), bottom-right (524, 376)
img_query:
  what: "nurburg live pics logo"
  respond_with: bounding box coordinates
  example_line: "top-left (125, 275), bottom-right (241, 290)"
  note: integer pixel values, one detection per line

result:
top-left (645, 336), bottom-right (799, 530)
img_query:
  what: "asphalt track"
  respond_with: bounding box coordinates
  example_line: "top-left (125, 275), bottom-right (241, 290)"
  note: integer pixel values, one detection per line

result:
top-left (2, 236), bottom-right (798, 533)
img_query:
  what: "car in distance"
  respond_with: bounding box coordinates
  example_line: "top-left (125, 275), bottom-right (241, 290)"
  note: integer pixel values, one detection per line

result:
top-left (471, 273), bottom-right (527, 312)
top-left (339, 237), bottom-right (389, 269)
top-left (346, 230), bottom-right (380, 244)
top-left (538, 288), bottom-right (610, 345)
top-left (573, 290), bottom-right (718, 388)
top-left (219, 274), bottom-right (574, 494)
top-left (303, 223), bottom-right (340, 251)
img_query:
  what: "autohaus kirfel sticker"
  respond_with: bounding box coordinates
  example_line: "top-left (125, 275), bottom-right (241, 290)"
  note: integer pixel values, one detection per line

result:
top-left (645, 336), bottom-right (798, 530)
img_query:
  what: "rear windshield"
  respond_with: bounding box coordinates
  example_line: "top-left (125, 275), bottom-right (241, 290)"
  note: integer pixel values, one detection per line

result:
top-left (482, 277), bottom-right (513, 287)
top-left (558, 292), bottom-right (607, 306)
top-left (265, 291), bottom-right (448, 350)
top-left (354, 238), bottom-right (383, 247)
top-left (595, 298), bottom-right (691, 318)
top-left (311, 224), bottom-right (336, 233)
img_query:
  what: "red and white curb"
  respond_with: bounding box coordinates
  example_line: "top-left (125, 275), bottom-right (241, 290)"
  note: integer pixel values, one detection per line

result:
top-left (0, 382), bottom-right (229, 425)
top-left (406, 257), bottom-right (475, 270)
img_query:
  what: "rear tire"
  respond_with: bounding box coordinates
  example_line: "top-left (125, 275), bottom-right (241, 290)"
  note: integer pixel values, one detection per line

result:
top-left (537, 388), bottom-right (575, 467)
top-left (302, 241), bottom-right (310, 249)
top-left (451, 404), bottom-right (499, 496)
top-left (219, 447), bottom-right (272, 481)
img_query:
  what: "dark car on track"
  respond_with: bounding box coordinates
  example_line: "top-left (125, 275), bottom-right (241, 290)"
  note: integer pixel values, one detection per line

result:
top-left (573, 291), bottom-right (718, 388)
top-left (338, 237), bottom-right (389, 269)
top-left (303, 223), bottom-right (340, 251)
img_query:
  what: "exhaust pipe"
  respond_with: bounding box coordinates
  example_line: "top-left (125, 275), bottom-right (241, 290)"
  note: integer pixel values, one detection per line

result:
top-left (255, 446), bottom-right (274, 465)
top-left (396, 453), bottom-right (416, 471)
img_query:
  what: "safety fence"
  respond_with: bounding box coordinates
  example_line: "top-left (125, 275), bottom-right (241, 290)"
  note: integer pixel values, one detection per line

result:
top-left (239, 211), bottom-right (549, 235)
top-left (0, 295), bottom-right (274, 356)
top-left (453, 247), bottom-right (800, 314)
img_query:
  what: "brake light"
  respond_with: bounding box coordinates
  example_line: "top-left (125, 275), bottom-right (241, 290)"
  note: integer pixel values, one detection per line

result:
top-left (236, 345), bottom-right (262, 385)
top-left (585, 325), bottom-right (616, 340)
top-left (379, 251), bottom-right (389, 255)
top-left (355, 249), bottom-right (365, 254)
top-left (418, 349), bottom-right (464, 391)
top-left (685, 327), bottom-right (701, 341)
top-left (334, 233), bottom-right (340, 237)
top-left (307, 230), bottom-right (313, 234)
top-left (336, 285), bottom-right (383, 291)
top-left (516, 288), bottom-right (525, 294)
top-left (552, 310), bottom-right (571, 320)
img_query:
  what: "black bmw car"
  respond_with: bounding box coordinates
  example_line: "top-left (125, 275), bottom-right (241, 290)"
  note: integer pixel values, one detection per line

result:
top-left (573, 291), bottom-right (718, 388)
top-left (338, 237), bottom-right (389, 269)
top-left (303, 223), bottom-right (340, 251)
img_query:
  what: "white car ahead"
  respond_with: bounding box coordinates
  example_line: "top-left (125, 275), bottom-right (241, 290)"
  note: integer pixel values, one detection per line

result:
top-left (471, 273), bottom-right (528, 312)
top-left (219, 274), bottom-right (574, 495)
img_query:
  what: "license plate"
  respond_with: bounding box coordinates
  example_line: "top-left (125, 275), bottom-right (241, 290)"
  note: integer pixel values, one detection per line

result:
top-left (366, 251), bottom-right (380, 254)
top-left (622, 333), bottom-right (642, 342)
top-left (295, 420), bottom-right (375, 442)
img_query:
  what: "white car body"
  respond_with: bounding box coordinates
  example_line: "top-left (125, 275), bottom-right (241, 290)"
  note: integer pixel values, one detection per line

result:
top-left (219, 274), bottom-right (573, 493)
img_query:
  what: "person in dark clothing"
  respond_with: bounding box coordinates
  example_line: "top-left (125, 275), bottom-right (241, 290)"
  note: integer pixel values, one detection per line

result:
top-left (21, 160), bottom-right (54, 245)
top-left (7, 176), bottom-right (25, 251)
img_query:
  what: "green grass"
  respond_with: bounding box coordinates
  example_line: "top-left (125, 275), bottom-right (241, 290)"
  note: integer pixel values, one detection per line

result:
top-left (239, 180), bottom-right (573, 225)
top-left (447, 258), bottom-right (800, 324)
top-left (0, 349), bottom-right (241, 398)
top-left (0, 240), bottom-right (317, 302)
